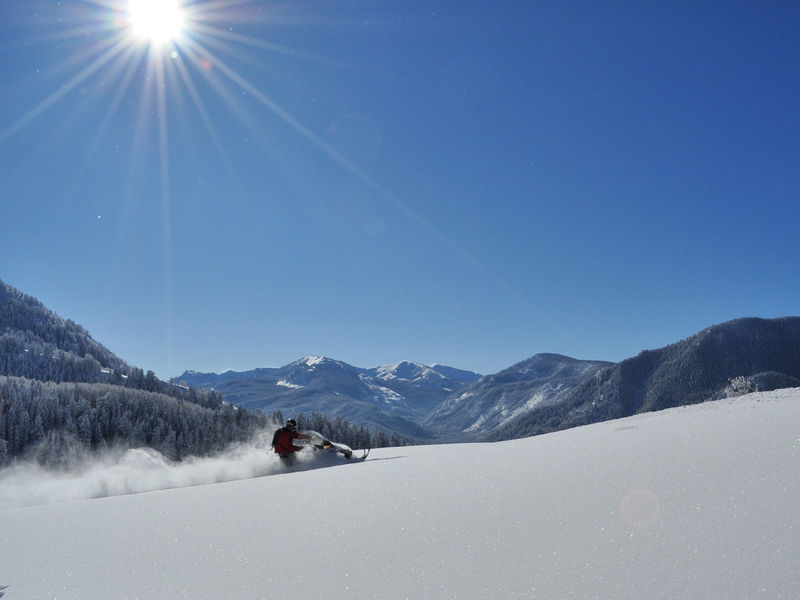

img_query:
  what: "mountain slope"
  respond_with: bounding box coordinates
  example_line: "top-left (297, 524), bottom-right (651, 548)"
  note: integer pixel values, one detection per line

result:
top-left (493, 316), bottom-right (800, 439)
top-left (425, 353), bottom-right (613, 438)
top-left (0, 279), bottom-right (227, 402)
top-left (0, 279), bottom-right (129, 382)
top-left (2, 388), bottom-right (799, 599)
top-left (176, 367), bottom-right (280, 389)
top-left (0, 280), bottom-right (273, 466)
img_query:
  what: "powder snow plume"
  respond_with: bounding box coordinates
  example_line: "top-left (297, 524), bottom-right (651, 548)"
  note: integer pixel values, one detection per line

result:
top-left (0, 423), bottom-right (321, 510)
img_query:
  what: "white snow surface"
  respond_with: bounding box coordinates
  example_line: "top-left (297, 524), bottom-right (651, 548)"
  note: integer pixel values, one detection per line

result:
top-left (374, 361), bottom-right (442, 382)
top-left (300, 356), bottom-right (327, 367)
top-left (2, 389), bottom-right (800, 599)
top-left (276, 379), bottom-right (303, 389)
top-left (359, 373), bottom-right (405, 404)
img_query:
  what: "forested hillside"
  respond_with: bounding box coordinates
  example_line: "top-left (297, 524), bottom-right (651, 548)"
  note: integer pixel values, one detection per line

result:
top-left (1, 280), bottom-right (127, 382)
top-left (0, 376), bottom-right (268, 466)
top-left (424, 353), bottom-right (613, 438)
top-left (0, 280), bottom-right (267, 466)
top-left (1, 279), bottom-right (221, 402)
top-left (490, 317), bottom-right (800, 440)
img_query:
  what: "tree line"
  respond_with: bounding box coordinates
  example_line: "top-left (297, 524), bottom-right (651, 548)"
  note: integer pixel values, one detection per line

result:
top-left (0, 329), bottom-right (225, 409)
top-left (0, 376), bottom-right (409, 468)
top-left (0, 376), bottom-right (270, 467)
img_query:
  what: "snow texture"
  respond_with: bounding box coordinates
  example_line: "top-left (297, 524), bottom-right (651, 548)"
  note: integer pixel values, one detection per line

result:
top-left (276, 379), bottom-right (303, 389)
top-left (1, 389), bottom-right (799, 599)
top-left (301, 356), bottom-right (327, 368)
top-left (359, 374), bottom-right (405, 404)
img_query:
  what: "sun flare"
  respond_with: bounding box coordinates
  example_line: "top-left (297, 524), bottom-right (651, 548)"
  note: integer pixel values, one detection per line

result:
top-left (127, 0), bottom-right (186, 46)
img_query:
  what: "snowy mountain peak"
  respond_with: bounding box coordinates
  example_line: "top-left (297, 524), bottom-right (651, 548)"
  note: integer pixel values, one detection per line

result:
top-left (289, 356), bottom-right (344, 370)
top-left (299, 356), bottom-right (328, 367)
top-left (372, 361), bottom-right (482, 384)
top-left (374, 361), bottom-right (440, 382)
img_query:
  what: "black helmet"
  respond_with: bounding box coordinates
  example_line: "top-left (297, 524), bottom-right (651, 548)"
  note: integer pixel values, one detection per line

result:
top-left (286, 419), bottom-right (297, 432)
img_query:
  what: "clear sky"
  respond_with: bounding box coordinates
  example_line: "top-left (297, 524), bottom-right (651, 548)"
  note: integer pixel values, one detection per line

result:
top-left (2, 1), bottom-right (799, 380)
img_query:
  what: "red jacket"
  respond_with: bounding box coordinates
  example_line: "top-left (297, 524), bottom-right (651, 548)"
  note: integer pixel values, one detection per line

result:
top-left (272, 428), bottom-right (306, 455)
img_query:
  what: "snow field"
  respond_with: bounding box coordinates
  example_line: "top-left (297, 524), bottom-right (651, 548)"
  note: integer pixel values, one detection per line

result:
top-left (1, 389), bottom-right (799, 599)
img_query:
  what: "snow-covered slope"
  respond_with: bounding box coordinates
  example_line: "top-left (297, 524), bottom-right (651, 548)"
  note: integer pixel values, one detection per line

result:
top-left (2, 389), bottom-right (799, 599)
top-left (424, 353), bottom-right (612, 438)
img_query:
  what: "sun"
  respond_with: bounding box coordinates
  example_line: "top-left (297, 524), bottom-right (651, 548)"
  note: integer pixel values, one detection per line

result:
top-left (127, 0), bottom-right (186, 47)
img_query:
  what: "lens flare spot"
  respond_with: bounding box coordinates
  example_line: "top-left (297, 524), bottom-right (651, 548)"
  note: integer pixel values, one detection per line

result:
top-left (619, 488), bottom-right (660, 530)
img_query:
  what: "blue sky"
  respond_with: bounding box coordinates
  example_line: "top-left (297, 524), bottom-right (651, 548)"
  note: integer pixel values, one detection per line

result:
top-left (2, 1), bottom-right (799, 379)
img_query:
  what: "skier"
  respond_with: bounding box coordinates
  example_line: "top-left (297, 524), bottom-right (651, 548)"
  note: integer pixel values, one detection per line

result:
top-left (271, 419), bottom-right (310, 461)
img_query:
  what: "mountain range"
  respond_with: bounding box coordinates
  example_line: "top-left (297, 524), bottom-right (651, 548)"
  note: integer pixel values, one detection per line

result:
top-left (177, 358), bottom-right (482, 439)
top-left (179, 317), bottom-right (800, 442)
top-left (3, 278), bottom-right (800, 446)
